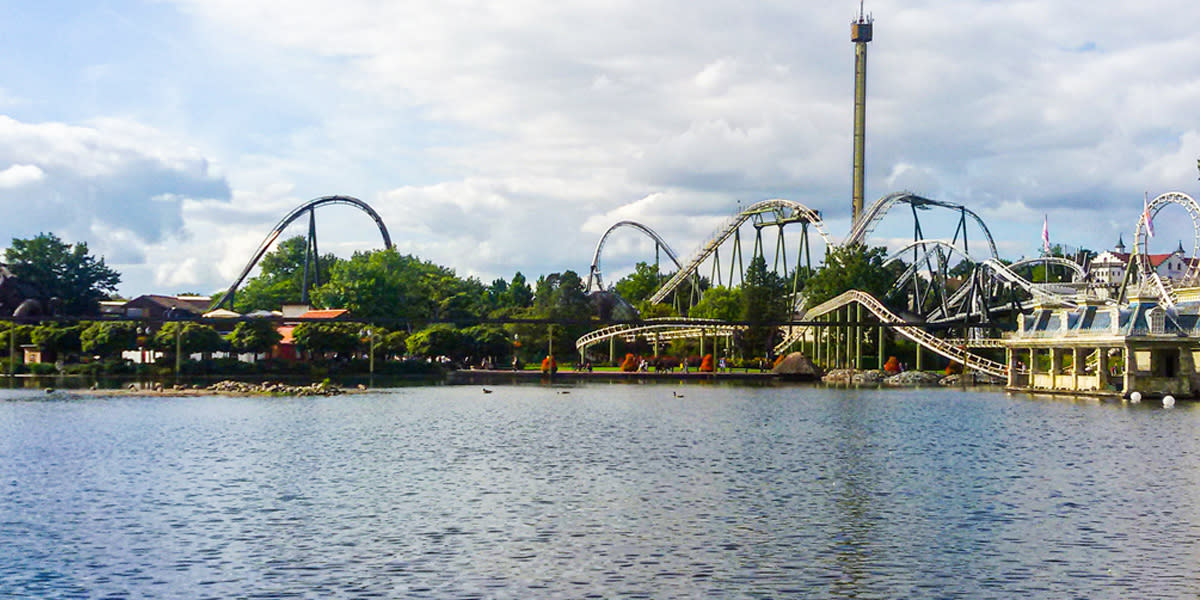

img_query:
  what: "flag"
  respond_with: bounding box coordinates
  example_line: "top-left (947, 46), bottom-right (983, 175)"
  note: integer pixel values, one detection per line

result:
top-left (1143, 193), bottom-right (1155, 238)
top-left (1042, 214), bottom-right (1050, 253)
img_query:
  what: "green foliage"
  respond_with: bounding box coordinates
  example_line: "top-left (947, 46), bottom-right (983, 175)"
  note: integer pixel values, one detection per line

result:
top-left (503, 272), bottom-right (534, 309)
top-left (152, 322), bottom-right (228, 355)
top-left (740, 256), bottom-right (790, 355)
top-left (803, 244), bottom-right (900, 310)
top-left (312, 249), bottom-right (487, 322)
top-left (0, 322), bottom-right (34, 355)
top-left (461, 325), bottom-right (511, 360)
top-left (292, 322), bottom-right (360, 357)
top-left (4, 232), bottom-right (121, 315)
top-left (234, 236), bottom-right (341, 312)
top-left (689, 286), bottom-right (742, 321)
top-left (80, 321), bottom-right (137, 358)
top-left (613, 262), bottom-right (663, 304)
top-left (523, 270), bottom-right (594, 360)
top-left (227, 320), bottom-right (283, 355)
top-left (377, 330), bottom-right (409, 357)
top-left (406, 323), bottom-right (467, 359)
top-left (30, 323), bottom-right (83, 356)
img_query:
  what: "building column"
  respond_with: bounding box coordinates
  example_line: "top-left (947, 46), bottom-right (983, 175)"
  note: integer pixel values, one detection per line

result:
top-left (834, 311), bottom-right (843, 368)
top-left (1050, 348), bottom-right (1061, 388)
top-left (1006, 347), bottom-right (1014, 388)
top-left (855, 303), bottom-right (863, 370)
top-left (1122, 344), bottom-right (1133, 396)
top-left (1097, 347), bottom-right (1109, 391)
top-left (877, 324), bottom-right (885, 372)
top-left (1071, 347), bottom-right (1080, 391)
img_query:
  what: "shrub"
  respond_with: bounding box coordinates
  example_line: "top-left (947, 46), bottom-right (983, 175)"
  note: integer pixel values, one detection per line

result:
top-left (884, 356), bottom-right (900, 374)
top-left (620, 353), bottom-right (637, 372)
top-left (27, 362), bottom-right (57, 375)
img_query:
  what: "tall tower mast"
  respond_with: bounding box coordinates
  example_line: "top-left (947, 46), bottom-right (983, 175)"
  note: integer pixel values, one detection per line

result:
top-left (851, 2), bottom-right (873, 224)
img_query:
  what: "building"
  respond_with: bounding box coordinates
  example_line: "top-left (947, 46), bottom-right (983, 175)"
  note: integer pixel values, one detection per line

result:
top-left (1005, 293), bottom-right (1200, 398)
top-left (120, 295), bottom-right (212, 320)
top-left (1088, 238), bottom-right (1200, 285)
top-left (272, 308), bottom-right (351, 361)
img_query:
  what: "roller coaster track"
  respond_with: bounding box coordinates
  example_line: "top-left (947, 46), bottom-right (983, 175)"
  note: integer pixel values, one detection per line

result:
top-left (788, 290), bottom-right (1009, 379)
top-left (585, 221), bottom-right (682, 293)
top-left (215, 196), bottom-right (392, 309)
top-left (575, 318), bottom-right (738, 353)
top-left (845, 191), bottom-right (999, 258)
top-left (647, 199), bottom-right (831, 305)
top-left (1120, 191), bottom-right (1200, 308)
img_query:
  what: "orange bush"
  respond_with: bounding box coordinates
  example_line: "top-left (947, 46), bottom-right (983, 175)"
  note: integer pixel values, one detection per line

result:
top-left (884, 356), bottom-right (900, 373)
top-left (700, 354), bottom-right (714, 372)
top-left (620, 353), bottom-right (638, 372)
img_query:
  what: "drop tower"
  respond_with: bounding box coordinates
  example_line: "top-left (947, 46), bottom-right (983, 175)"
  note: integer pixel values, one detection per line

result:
top-left (850, 4), bottom-right (873, 224)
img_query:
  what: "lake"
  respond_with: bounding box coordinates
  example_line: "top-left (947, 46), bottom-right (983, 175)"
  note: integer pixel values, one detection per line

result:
top-left (1, 382), bottom-right (1197, 598)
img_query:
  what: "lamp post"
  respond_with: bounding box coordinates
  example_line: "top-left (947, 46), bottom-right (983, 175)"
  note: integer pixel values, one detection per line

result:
top-left (360, 327), bottom-right (375, 385)
top-left (174, 322), bottom-right (182, 382)
top-left (7, 322), bottom-right (14, 377)
top-left (136, 325), bottom-right (147, 387)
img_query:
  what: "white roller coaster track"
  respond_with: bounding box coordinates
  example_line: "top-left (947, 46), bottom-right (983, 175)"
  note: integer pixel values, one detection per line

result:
top-left (575, 318), bottom-right (739, 353)
top-left (778, 290), bottom-right (1009, 379)
top-left (647, 199), bottom-right (831, 305)
top-left (1128, 191), bottom-right (1200, 308)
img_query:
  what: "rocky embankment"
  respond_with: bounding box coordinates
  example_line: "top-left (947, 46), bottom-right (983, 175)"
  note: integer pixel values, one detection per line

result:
top-left (822, 369), bottom-right (1004, 386)
top-left (108, 380), bottom-right (347, 396)
top-left (206, 380), bottom-right (345, 396)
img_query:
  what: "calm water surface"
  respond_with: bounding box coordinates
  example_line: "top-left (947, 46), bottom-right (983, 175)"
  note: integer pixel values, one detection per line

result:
top-left (1, 383), bottom-right (1199, 598)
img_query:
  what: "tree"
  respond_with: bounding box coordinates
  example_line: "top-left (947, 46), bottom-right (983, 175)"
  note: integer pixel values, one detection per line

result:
top-left (227, 320), bottom-right (283, 356)
top-left (80, 321), bottom-right (137, 359)
top-left (291, 322), bottom-right (360, 358)
top-left (462, 325), bottom-right (511, 361)
top-left (406, 324), bottom-right (467, 360)
top-left (689, 286), bottom-right (743, 322)
top-left (377, 329), bottom-right (409, 358)
top-left (30, 323), bottom-right (83, 359)
top-left (740, 256), bottom-right (790, 356)
top-left (234, 236), bottom-right (341, 312)
top-left (312, 249), bottom-right (486, 322)
top-left (528, 270), bottom-right (594, 360)
top-left (0, 322), bottom-right (33, 358)
top-left (613, 262), bottom-right (663, 304)
top-left (152, 322), bottom-right (228, 357)
top-left (4, 232), bottom-right (121, 315)
top-left (802, 244), bottom-right (901, 310)
top-left (503, 272), bottom-right (534, 309)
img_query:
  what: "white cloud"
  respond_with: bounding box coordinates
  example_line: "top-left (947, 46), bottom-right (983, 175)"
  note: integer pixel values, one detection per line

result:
top-left (5, 1), bottom-right (1199, 296)
top-left (0, 164), bottom-right (44, 188)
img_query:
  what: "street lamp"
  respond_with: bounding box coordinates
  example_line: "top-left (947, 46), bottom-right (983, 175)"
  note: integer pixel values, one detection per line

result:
top-left (359, 327), bottom-right (375, 384)
top-left (136, 325), bottom-right (148, 386)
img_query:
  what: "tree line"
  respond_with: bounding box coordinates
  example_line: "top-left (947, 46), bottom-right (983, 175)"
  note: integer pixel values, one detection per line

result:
top-left (3, 230), bottom-right (912, 369)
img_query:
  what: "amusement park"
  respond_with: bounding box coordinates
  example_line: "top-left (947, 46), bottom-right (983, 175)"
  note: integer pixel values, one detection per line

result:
top-left (1, 9), bottom-right (1199, 404)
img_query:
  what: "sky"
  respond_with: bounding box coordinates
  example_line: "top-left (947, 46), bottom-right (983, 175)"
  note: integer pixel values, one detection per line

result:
top-left (0, 0), bottom-right (1198, 298)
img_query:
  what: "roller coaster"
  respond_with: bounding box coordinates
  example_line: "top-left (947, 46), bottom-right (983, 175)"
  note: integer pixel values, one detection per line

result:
top-left (576, 190), bottom-right (1200, 377)
top-left (214, 196), bottom-right (392, 310)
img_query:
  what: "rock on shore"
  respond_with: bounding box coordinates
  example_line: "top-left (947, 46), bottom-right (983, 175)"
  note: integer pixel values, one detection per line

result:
top-left (206, 380), bottom-right (344, 396)
top-left (773, 352), bottom-right (822, 380)
top-left (821, 369), bottom-right (886, 384)
top-left (884, 370), bottom-right (942, 385)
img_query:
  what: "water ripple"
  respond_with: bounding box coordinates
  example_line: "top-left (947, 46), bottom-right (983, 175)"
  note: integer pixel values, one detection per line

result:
top-left (1, 385), bottom-right (1198, 597)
